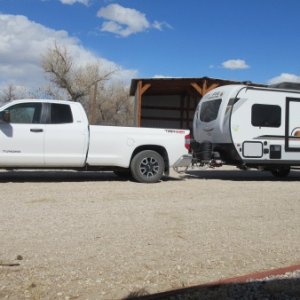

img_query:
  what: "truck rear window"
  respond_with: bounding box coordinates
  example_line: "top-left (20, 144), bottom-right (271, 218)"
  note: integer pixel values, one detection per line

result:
top-left (200, 99), bottom-right (222, 122)
top-left (50, 104), bottom-right (73, 124)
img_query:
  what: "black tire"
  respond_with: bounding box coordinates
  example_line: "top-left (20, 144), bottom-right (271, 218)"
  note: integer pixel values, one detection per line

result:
top-left (270, 167), bottom-right (290, 178)
top-left (130, 150), bottom-right (165, 183)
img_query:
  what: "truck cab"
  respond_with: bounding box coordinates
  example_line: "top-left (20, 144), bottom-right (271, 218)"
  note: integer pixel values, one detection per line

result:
top-left (0, 100), bottom-right (89, 167)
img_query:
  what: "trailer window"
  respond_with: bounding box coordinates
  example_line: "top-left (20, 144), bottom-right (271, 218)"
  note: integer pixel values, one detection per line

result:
top-left (251, 104), bottom-right (281, 127)
top-left (200, 99), bottom-right (222, 122)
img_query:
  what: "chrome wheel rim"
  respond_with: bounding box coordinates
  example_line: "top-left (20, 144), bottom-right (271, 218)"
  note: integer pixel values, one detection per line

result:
top-left (139, 157), bottom-right (159, 178)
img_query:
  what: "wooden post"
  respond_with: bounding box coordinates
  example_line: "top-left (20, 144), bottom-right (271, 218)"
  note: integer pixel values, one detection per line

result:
top-left (191, 80), bottom-right (219, 97)
top-left (137, 81), bottom-right (142, 127)
top-left (190, 82), bottom-right (203, 96)
top-left (203, 82), bottom-right (219, 94)
top-left (180, 95), bottom-right (184, 128)
top-left (137, 81), bottom-right (151, 127)
top-left (141, 83), bottom-right (151, 95)
top-left (186, 95), bottom-right (190, 129)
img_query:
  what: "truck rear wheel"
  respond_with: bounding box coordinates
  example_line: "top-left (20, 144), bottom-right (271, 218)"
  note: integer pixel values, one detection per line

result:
top-left (270, 167), bottom-right (290, 178)
top-left (130, 150), bottom-right (164, 183)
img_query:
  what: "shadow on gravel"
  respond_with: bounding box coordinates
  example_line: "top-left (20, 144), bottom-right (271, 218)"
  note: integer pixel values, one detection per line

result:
top-left (0, 170), bottom-right (130, 183)
top-left (124, 278), bottom-right (300, 300)
top-left (0, 169), bottom-right (299, 183)
top-left (184, 169), bottom-right (300, 182)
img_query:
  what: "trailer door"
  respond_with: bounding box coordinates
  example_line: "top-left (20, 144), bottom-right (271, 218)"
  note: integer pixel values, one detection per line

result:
top-left (285, 97), bottom-right (300, 152)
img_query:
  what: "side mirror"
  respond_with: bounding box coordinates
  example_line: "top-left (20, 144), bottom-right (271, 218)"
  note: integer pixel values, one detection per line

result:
top-left (0, 110), bottom-right (11, 123)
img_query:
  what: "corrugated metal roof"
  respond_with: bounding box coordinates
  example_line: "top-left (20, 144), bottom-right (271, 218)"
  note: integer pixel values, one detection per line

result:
top-left (129, 76), bottom-right (262, 96)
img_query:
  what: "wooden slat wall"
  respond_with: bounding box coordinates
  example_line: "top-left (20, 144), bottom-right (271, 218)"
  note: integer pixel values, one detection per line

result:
top-left (135, 78), bottom-right (227, 131)
top-left (141, 95), bottom-right (198, 130)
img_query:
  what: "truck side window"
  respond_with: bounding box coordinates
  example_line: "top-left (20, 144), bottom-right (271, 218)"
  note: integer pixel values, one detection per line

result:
top-left (50, 104), bottom-right (73, 124)
top-left (251, 104), bottom-right (281, 127)
top-left (4, 103), bottom-right (42, 124)
top-left (200, 99), bottom-right (222, 122)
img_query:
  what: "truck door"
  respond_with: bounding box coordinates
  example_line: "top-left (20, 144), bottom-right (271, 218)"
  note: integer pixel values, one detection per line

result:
top-left (285, 98), bottom-right (300, 152)
top-left (44, 103), bottom-right (88, 167)
top-left (0, 102), bottom-right (44, 166)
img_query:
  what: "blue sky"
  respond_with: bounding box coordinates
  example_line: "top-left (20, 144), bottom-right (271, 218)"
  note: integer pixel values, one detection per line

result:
top-left (1, 0), bottom-right (300, 88)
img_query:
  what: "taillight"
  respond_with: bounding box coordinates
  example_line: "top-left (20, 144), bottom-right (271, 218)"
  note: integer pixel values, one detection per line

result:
top-left (185, 133), bottom-right (190, 151)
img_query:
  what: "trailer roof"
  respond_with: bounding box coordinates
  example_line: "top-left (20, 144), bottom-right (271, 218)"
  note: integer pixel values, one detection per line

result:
top-left (269, 82), bottom-right (300, 92)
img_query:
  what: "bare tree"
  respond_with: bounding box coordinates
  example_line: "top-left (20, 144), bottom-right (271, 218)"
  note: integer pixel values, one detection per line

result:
top-left (36, 84), bottom-right (69, 100)
top-left (95, 83), bottom-right (134, 126)
top-left (41, 43), bottom-right (134, 125)
top-left (0, 84), bottom-right (18, 103)
top-left (41, 43), bottom-right (119, 122)
top-left (0, 83), bottom-right (69, 104)
top-left (0, 84), bottom-right (33, 103)
top-left (42, 43), bottom-right (81, 101)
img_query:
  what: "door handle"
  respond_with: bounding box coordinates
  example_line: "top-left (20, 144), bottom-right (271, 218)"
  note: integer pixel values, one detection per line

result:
top-left (30, 128), bottom-right (43, 133)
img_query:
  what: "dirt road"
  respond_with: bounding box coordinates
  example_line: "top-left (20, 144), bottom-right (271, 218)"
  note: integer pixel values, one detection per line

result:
top-left (0, 168), bottom-right (299, 299)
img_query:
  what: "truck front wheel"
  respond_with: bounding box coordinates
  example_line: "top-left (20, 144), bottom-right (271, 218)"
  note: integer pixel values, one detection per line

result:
top-left (131, 150), bottom-right (165, 183)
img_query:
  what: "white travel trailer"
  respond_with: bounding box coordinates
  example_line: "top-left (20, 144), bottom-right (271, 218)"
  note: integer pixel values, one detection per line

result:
top-left (193, 84), bottom-right (300, 177)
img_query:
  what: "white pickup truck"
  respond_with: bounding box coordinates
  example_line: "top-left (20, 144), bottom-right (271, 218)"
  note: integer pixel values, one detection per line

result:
top-left (0, 99), bottom-right (192, 183)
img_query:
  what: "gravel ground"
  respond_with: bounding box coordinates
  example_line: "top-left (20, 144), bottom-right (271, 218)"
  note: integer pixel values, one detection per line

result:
top-left (129, 270), bottom-right (300, 300)
top-left (0, 167), bottom-right (300, 299)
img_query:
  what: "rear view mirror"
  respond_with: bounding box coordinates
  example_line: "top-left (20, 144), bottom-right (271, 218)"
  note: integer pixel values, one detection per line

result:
top-left (0, 110), bottom-right (11, 123)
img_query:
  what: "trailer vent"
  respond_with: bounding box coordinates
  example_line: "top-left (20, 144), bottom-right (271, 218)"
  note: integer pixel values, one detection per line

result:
top-left (270, 145), bottom-right (281, 159)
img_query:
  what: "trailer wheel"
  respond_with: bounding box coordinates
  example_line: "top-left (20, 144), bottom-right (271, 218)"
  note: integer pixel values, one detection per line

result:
top-left (270, 167), bottom-right (290, 178)
top-left (130, 150), bottom-right (164, 183)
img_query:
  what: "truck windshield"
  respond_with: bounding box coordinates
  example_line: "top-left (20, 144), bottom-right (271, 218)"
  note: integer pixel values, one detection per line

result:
top-left (200, 99), bottom-right (222, 122)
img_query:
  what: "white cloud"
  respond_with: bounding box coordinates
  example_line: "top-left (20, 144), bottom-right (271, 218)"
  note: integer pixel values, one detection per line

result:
top-left (0, 14), bottom-right (137, 89)
top-left (268, 73), bottom-right (300, 85)
top-left (153, 75), bottom-right (177, 79)
top-left (59, 0), bottom-right (90, 5)
top-left (98, 4), bottom-right (149, 37)
top-left (97, 4), bottom-right (171, 37)
top-left (152, 21), bottom-right (172, 31)
top-left (222, 59), bottom-right (249, 70)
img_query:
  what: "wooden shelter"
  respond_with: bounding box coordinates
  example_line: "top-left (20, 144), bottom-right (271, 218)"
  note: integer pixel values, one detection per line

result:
top-left (130, 77), bottom-right (259, 133)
